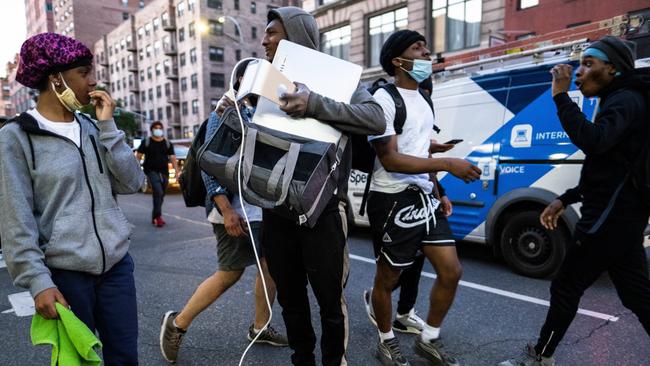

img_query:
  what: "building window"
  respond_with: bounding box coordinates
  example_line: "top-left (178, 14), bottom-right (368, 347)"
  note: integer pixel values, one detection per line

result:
top-left (432, 0), bottom-right (482, 53)
top-left (190, 73), bottom-right (198, 89)
top-left (189, 22), bottom-right (195, 37)
top-left (146, 45), bottom-right (152, 57)
top-left (145, 22), bottom-right (152, 35)
top-left (210, 73), bottom-right (225, 87)
top-left (166, 105), bottom-right (172, 118)
top-left (209, 46), bottom-right (224, 61)
top-left (368, 8), bottom-right (408, 67)
top-left (519, 0), bottom-right (539, 9)
top-left (192, 99), bottom-right (199, 114)
top-left (156, 85), bottom-right (162, 98)
top-left (250, 2), bottom-right (256, 14)
top-left (165, 82), bottom-right (171, 96)
top-left (149, 109), bottom-right (154, 119)
top-left (181, 77), bottom-right (188, 91)
top-left (155, 63), bottom-right (161, 76)
top-left (139, 49), bottom-right (144, 60)
top-left (321, 25), bottom-right (351, 60)
top-left (182, 101), bottom-right (188, 115)
top-left (153, 18), bottom-right (160, 31)
top-left (178, 27), bottom-right (185, 42)
top-left (138, 27), bottom-right (144, 39)
top-left (209, 20), bottom-right (223, 35)
top-left (147, 67), bottom-right (152, 79)
top-left (234, 0), bottom-right (239, 11)
top-left (235, 49), bottom-right (241, 61)
top-left (208, 0), bottom-right (222, 9)
top-left (141, 93), bottom-right (146, 102)
top-left (180, 52), bottom-right (186, 66)
top-left (188, 0), bottom-right (195, 11)
top-left (148, 88), bottom-right (153, 101)
top-left (122, 12), bottom-right (129, 20)
top-left (140, 70), bottom-right (145, 82)
top-left (251, 26), bottom-right (257, 39)
top-left (157, 107), bottom-right (163, 120)
top-left (177, 1), bottom-right (185, 17)
top-left (189, 48), bottom-right (197, 63)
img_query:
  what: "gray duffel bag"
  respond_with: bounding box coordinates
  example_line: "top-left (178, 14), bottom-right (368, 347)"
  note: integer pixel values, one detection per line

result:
top-left (197, 107), bottom-right (348, 228)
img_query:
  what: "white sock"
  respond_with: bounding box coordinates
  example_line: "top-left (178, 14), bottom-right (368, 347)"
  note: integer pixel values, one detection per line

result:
top-left (253, 327), bottom-right (262, 334)
top-left (396, 309), bottom-right (412, 318)
top-left (421, 323), bottom-right (440, 342)
top-left (379, 329), bottom-right (395, 342)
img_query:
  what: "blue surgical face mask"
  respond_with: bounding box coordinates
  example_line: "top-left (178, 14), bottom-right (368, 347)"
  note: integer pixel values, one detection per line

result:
top-left (397, 58), bottom-right (432, 83)
top-left (152, 129), bottom-right (164, 137)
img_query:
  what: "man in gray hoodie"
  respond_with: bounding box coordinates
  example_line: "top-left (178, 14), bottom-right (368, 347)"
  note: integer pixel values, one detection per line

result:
top-left (257, 7), bottom-right (385, 366)
top-left (0, 33), bottom-right (144, 365)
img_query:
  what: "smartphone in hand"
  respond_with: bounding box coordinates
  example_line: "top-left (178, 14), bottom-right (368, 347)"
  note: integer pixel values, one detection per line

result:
top-left (444, 139), bottom-right (463, 145)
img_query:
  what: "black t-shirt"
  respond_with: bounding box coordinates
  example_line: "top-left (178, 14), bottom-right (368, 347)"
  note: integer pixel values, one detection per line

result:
top-left (137, 138), bottom-right (175, 174)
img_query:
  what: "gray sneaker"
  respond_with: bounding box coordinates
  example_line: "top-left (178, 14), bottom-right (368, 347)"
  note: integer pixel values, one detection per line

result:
top-left (498, 344), bottom-right (555, 366)
top-left (159, 311), bottom-right (186, 364)
top-left (414, 337), bottom-right (460, 366)
top-left (377, 337), bottom-right (411, 366)
top-left (363, 289), bottom-right (378, 327)
top-left (393, 309), bottom-right (425, 334)
top-left (247, 324), bottom-right (289, 346)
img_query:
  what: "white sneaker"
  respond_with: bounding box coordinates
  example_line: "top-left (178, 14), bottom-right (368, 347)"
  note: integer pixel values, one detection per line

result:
top-left (393, 308), bottom-right (425, 334)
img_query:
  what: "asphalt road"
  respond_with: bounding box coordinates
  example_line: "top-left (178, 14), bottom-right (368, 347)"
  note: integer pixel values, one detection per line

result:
top-left (1, 192), bottom-right (649, 365)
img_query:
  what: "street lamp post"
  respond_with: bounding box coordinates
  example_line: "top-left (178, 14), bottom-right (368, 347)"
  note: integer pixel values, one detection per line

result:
top-left (218, 15), bottom-right (244, 44)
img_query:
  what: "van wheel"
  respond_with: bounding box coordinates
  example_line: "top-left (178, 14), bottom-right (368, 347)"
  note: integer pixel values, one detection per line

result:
top-left (500, 210), bottom-right (568, 278)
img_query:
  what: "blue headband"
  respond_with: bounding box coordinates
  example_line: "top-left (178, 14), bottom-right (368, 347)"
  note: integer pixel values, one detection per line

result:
top-left (583, 48), bottom-right (610, 63)
top-left (583, 47), bottom-right (621, 76)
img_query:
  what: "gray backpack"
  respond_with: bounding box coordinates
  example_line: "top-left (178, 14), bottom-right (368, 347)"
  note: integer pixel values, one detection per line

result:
top-left (197, 107), bottom-right (348, 227)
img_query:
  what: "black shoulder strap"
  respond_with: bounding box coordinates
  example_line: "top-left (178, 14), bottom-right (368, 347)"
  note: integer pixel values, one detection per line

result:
top-left (380, 84), bottom-right (407, 134)
top-left (418, 88), bottom-right (441, 134)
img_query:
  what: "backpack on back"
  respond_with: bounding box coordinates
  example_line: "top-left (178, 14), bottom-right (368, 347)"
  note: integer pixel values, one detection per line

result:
top-left (350, 78), bottom-right (439, 214)
top-left (179, 118), bottom-right (209, 207)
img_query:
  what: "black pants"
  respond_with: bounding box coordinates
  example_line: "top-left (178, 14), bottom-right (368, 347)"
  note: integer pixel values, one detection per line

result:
top-left (535, 216), bottom-right (650, 357)
top-left (394, 254), bottom-right (425, 315)
top-left (262, 198), bottom-right (350, 366)
top-left (147, 171), bottom-right (168, 219)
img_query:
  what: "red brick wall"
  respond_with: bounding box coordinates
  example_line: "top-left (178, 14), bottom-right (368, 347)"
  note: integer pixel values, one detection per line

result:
top-left (504, 0), bottom-right (648, 41)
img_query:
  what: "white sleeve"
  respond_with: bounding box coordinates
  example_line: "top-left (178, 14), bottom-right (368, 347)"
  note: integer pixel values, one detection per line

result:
top-left (368, 88), bottom-right (396, 141)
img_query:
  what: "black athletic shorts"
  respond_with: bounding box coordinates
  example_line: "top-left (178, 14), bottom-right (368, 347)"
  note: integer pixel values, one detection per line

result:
top-left (367, 185), bottom-right (455, 268)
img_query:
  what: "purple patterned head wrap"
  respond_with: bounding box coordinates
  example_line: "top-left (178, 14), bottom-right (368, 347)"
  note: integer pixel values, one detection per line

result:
top-left (16, 32), bottom-right (93, 89)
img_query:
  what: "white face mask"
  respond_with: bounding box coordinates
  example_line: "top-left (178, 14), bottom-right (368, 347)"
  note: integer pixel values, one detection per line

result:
top-left (51, 73), bottom-right (86, 112)
top-left (152, 129), bottom-right (164, 137)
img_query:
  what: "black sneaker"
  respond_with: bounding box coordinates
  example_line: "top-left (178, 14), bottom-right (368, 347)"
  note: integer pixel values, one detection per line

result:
top-left (159, 311), bottom-right (186, 363)
top-left (247, 324), bottom-right (289, 346)
top-left (498, 344), bottom-right (555, 366)
top-left (377, 337), bottom-right (411, 366)
top-left (414, 337), bottom-right (460, 366)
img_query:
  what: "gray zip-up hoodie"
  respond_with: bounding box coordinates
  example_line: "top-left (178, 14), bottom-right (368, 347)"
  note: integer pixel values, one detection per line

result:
top-left (0, 112), bottom-right (145, 298)
top-left (268, 7), bottom-right (385, 197)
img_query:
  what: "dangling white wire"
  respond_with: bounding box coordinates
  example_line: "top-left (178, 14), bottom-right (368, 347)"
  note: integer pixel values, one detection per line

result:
top-left (228, 58), bottom-right (274, 366)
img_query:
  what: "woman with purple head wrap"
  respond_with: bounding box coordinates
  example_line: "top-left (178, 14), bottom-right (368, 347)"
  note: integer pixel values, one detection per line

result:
top-left (0, 33), bottom-right (145, 365)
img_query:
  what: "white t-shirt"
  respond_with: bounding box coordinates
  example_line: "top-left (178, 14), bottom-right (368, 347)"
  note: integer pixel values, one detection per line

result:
top-left (27, 109), bottom-right (81, 147)
top-left (368, 87), bottom-right (435, 194)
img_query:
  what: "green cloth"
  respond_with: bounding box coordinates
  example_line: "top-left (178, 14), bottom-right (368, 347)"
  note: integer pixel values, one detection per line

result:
top-left (31, 303), bottom-right (103, 366)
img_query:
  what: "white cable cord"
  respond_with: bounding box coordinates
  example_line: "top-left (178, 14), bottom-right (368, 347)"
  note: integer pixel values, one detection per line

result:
top-left (229, 58), bottom-right (274, 366)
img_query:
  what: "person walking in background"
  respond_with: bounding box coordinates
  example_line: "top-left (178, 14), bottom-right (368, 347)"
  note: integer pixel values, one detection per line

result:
top-left (136, 121), bottom-right (179, 227)
top-left (0, 33), bottom-right (145, 365)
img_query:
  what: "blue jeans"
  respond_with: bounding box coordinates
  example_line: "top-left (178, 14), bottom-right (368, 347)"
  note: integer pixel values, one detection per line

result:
top-left (50, 253), bottom-right (138, 365)
top-left (147, 171), bottom-right (168, 219)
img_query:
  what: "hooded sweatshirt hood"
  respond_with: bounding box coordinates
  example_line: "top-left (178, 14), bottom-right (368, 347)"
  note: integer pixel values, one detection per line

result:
top-left (268, 6), bottom-right (319, 50)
